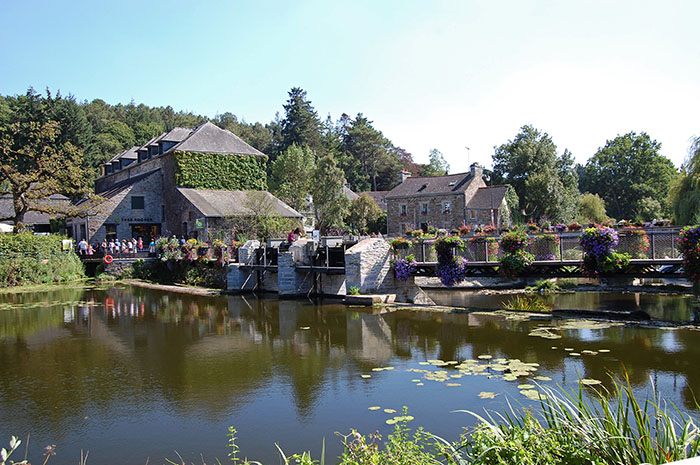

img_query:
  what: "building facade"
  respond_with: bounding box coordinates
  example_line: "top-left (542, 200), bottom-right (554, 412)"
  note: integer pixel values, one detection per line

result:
top-left (70, 121), bottom-right (301, 243)
top-left (385, 163), bottom-right (510, 235)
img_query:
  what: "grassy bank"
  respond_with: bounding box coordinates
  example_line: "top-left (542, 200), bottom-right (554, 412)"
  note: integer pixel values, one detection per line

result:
top-left (0, 233), bottom-right (85, 287)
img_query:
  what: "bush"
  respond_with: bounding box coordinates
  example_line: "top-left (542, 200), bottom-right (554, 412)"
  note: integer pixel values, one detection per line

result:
top-left (0, 233), bottom-right (84, 287)
top-left (499, 249), bottom-right (535, 278)
top-left (679, 225), bottom-right (700, 284)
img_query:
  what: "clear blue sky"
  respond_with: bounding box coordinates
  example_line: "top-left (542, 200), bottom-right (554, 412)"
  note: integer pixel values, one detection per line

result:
top-left (1, 0), bottom-right (698, 171)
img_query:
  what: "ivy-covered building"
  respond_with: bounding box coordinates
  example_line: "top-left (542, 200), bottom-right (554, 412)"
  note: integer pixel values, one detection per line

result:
top-left (69, 121), bottom-right (301, 243)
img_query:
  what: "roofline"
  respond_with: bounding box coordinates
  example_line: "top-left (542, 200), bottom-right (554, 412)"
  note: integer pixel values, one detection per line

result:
top-left (386, 191), bottom-right (467, 200)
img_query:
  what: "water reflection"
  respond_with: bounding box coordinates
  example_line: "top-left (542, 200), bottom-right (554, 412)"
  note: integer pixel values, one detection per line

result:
top-left (0, 285), bottom-right (699, 464)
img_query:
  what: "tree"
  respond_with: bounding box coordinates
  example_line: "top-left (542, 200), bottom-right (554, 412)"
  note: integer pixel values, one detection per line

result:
top-left (268, 144), bottom-right (316, 211)
top-left (0, 121), bottom-right (93, 229)
top-left (669, 136), bottom-right (700, 225)
top-left (340, 114), bottom-right (395, 191)
top-left (346, 193), bottom-right (383, 234)
top-left (421, 149), bottom-right (450, 176)
top-left (581, 132), bottom-right (678, 221)
top-left (492, 125), bottom-right (579, 223)
top-left (578, 193), bottom-right (609, 224)
top-left (281, 87), bottom-right (321, 153)
top-left (311, 156), bottom-right (350, 233)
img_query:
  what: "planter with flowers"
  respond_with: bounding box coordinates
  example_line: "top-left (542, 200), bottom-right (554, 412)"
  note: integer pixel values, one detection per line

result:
top-left (579, 226), bottom-right (630, 277)
top-left (498, 231), bottom-right (534, 278)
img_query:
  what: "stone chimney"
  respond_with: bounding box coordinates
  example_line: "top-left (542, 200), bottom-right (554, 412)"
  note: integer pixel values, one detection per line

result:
top-left (398, 170), bottom-right (411, 184)
top-left (470, 163), bottom-right (483, 180)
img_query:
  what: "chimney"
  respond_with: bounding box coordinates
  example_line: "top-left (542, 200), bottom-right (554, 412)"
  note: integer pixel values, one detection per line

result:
top-left (398, 170), bottom-right (411, 184)
top-left (470, 163), bottom-right (483, 180)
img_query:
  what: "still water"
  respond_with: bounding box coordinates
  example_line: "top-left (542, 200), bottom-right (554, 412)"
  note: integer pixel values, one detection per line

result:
top-left (0, 284), bottom-right (699, 464)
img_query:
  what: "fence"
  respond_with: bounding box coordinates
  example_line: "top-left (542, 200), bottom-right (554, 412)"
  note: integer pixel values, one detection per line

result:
top-left (395, 229), bottom-right (681, 263)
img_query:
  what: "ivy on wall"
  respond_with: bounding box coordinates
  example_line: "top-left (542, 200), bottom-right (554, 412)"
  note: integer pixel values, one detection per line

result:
top-left (174, 151), bottom-right (267, 190)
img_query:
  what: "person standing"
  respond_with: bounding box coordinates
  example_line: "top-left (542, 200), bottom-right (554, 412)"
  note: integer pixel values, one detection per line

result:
top-left (138, 237), bottom-right (144, 253)
top-left (78, 238), bottom-right (88, 256)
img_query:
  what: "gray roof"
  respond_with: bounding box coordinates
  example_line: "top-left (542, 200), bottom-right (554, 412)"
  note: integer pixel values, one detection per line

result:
top-left (362, 191), bottom-right (388, 211)
top-left (138, 136), bottom-right (158, 151)
top-left (467, 186), bottom-right (508, 209)
top-left (343, 186), bottom-right (359, 202)
top-left (177, 188), bottom-right (302, 218)
top-left (161, 127), bottom-right (192, 142)
top-left (0, 194), bottom-right (70, 225)
top-left (106, 146), bottom-right (139, 164)
top-left (93, 168), bottom-right (161, 197)
top-left (167, 121), bottom-right (265, 156)
top-left (386, 172), bottom-right (475, 199)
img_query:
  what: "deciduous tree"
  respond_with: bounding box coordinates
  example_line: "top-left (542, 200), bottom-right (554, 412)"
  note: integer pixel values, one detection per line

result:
top-left (311, 156), bottom-right (350, 233)
top-left (581, 132), bottom-right (678, 221)
top-left (669, 136), bottom-right (700, 225)
top-left (268, 144), bottom-right (316, 212)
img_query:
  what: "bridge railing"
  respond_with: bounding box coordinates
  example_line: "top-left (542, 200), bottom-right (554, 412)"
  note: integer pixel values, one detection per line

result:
top-left (396, 228), bottom-right (681, 263)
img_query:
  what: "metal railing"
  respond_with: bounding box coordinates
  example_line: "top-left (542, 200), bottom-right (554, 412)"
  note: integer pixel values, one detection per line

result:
top-left (395, 228), bottom-right (681, 263)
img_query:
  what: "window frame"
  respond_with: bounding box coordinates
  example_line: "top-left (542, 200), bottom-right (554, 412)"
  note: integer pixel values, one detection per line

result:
top-left (131, 196), bottom-right (145, 210)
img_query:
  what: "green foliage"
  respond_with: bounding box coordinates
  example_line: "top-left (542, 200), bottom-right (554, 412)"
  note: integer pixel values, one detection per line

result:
top-left (347, 286), bottom-right (360, 295)
top-left (498, 250), bottom-right (535, 279)
top-left (578, 193), bottom-right (609, 224)
top-left (311, 156), bottom-right (350, 232)
top-left (281, 87), bottom-right (322, 154)
top-left (598, 251), bottom-right (631, 273)
top-left (269, 144), bottom-right (316, 211)
top-left (670, 136), bottom-right (700, 225)
top-left (492, 125), bottom-right (579, 223)
top-left (0, 120), bottom-right (91, 227)
top-left (174, 151), bottom-right (267, 190)
top-left (346, 194), bottom-right (383, 234)
top-left (0, 234), bottom-right (84, 287)
top-left (526, 279), bottom-right (561, 294)
top-left (420, 148), bottom-right (450, 176)
top-left (581, 132), bottom-right (678, 220)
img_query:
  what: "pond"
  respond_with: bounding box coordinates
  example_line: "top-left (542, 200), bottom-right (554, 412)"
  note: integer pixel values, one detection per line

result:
top-left (0, 284), bottom-right (699, 464)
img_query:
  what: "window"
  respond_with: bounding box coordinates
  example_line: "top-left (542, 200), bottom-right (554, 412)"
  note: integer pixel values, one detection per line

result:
top-left (442, 201), bottom-right (452, 214)
top-left (469, 209), bottom-right (477, 220)
top-left (420, 202), bottom-right (429, 215)
top-left (399, 203), bottom-right (408, 216)
top-left (131, 196), bottom-right (145, 210)
top-left (105, 224), bottom-right (117, 241)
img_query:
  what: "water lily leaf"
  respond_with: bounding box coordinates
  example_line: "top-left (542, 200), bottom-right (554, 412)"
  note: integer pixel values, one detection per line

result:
top-left (361, 374), bottom-right (371, 379)
top-left (581, 350), bottom-right (598, 355)
top-left (411, 379), bottom-right (421, 382)
top-left (477, 355), bottom-right (492, 360)
top-left (386, 419), bottom-right (396, 425)
top-left (371, 368), bottom-right (384, 372)
top-left (446, 383), bottom-right (461, 387)
top-left (598, 349), bottom-right (610, 353)
top-left (520, 389), bottom-right (544, 400)
top-left (551, 346), bottom-right (558, 349)
top-left (503, 374), bottom-right (518, 381)
top-left (564, 348), bottom-right (574, 351)
top-left (569, 352), bottom-right (581, 356)
top-left (559, 320), bottom-right (622, 330)
top-left (368, 406), bottom-right (381, 410)
top-left (534, 376), bottom-right (552, 381)
top-left (418, 362), bottom-right (430, 365)
top-left (478, 391), bottom-right (498, 399)
top-left (528, 328), bottom-right (562, 339)
top-left (518, 384), bottom-right (535, 389)
top-left (384, 408), bottom-right (396, 414)
top-left (580, 378), bottom-right (602, 386)
top-left (299, 326), bottom-right (310, 330)
top-left (416, 383), bottom-right (424, 386)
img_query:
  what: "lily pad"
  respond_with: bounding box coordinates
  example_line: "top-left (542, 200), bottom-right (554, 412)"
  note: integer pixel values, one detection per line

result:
top-left (569, 352), bottom-right (581, 356)
top-left (445, 383), bottom-right (461, 387)
top-left (534, 376), bottom-right (552, 381)
top-left (368, 406), bottom-right (381, 410)
top-left (518, 384), bottom-right (535, 389)
top-left (477, 355), bottom-right (492, 360)
top-left (386, 419), bottom-right (396, 425)
top-left (598, 349), bottom-right (611, 353)
top-left (361, 374), bottom-right (371, 379)
top-left (478, 391), bottom-right (498, 399)
top-left (580, 378), bottom-right (602, 386)
top-left (520, 389), bottom-right (544, 401)
top-left (528, 328), bottom-right (562, 339)
top-left (299, 326), bottom-right (310, 330)
top-left (416, 383), bottom-right (424, 386)
top-left (384, 408), bottom-right (397, 414)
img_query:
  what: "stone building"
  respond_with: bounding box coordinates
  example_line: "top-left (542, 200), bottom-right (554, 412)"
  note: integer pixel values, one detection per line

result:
top-left (69, 121), bottom-right (301, 243)
top-left (385, 163), bottom-right (510, 235)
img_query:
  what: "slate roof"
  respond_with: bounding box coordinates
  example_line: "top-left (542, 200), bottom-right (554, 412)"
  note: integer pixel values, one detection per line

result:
top-left (92, 168), bottom-right (161, 197)
top-left (0, 194), bottom-right (70, 225)
top-left (107, 146), bottom-right (138, 163)
top-left (177, 188), bottom-right (302, 218)
top-left (467, 186), bottom-right (508, 209)
top-left (363, 191), bottom-right (388, 211)
top-left (161, 127), bottom-right (192, 142)
top-left (167, 121), bottom-right (265, 156)
top-left (385, 172), bottom-right (475, 199)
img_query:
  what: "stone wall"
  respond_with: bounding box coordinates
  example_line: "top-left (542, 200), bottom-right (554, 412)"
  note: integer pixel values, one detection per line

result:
top-left (386, 193), bottom-right (466, 235)
top-left (72, 170), bottom-right (165, 242)
top-left (345, 238), bottom-right (432, 303)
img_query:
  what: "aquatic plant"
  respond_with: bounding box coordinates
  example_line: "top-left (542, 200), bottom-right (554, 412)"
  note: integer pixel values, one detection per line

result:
top-left (348, 286), bottom-right (360, 295)
top-left (679, 225), bottom-right (700, 284)
top-left (526, 278), bottom-right (561, 294)
top-left (502, 294), bottom-right (551, 312)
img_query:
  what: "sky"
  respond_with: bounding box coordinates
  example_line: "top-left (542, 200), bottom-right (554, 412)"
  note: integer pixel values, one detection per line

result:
top-left (1, 0), bottom-right (698, 172)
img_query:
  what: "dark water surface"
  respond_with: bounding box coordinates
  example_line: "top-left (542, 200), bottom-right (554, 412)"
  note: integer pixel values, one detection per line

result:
top-left (1, 284), bottom-right (699, 464)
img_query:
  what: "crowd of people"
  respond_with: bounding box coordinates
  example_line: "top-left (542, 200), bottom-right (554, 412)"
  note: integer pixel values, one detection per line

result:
top-left (76, 237), bottom-right (157, 256)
